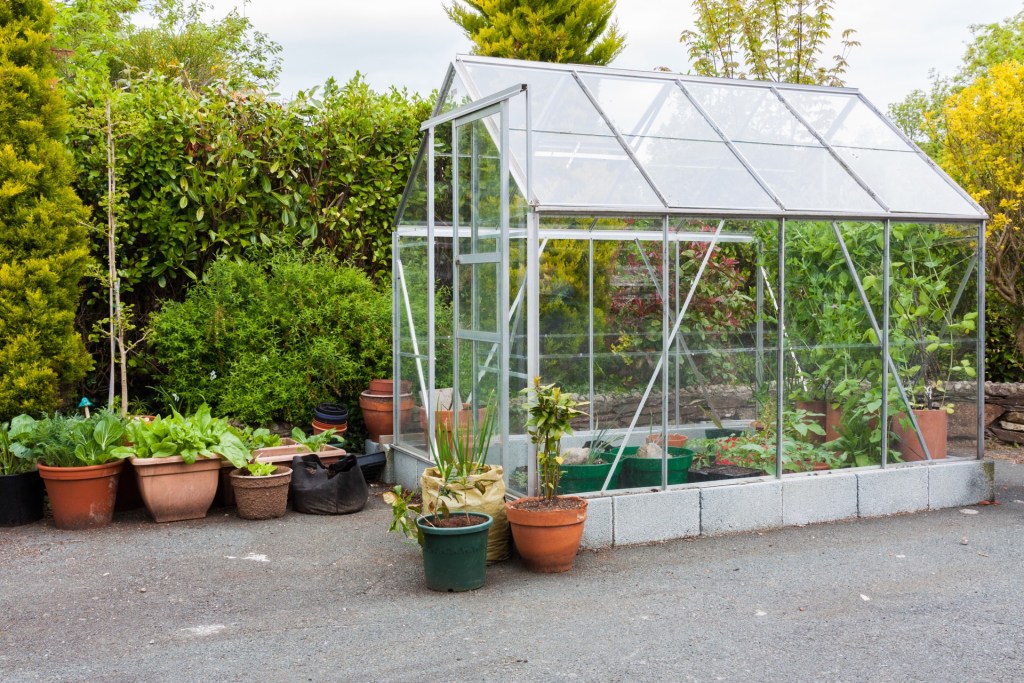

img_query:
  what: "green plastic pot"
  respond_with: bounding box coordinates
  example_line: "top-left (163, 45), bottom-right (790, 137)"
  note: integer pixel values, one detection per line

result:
top-left (599, 446), bottom-right (696, 488)
top-left (558, 461), bottom-right (623, 494)
top-left (417, 512), bottom-right (493, 592)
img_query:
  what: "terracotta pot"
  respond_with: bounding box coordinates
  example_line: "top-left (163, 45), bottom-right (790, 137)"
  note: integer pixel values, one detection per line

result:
top-left (825, 404), bottom-right (843, 442)
top-left (311, 419), bottom-right (348, 435)
top-left (646, 433), bottom-right (689, 448)
top-left (359, 391), bottom-right (414, 441)
top-left (131, 456), bottom-right (221, 522)
top-left (892, 409), bottom-right (948, 461)
top-left (216, 443), bottom-right (346, 506)
top-left (37, 461), bottom-right (124, 530)
top-left (795, 400), bottom-right (827, 445)
top-left (367, 379), bottom-right (412, 395)
top-left (505, 496), bottom-right (588, 573)
top-left (230, 467), bottom-right (292, 520)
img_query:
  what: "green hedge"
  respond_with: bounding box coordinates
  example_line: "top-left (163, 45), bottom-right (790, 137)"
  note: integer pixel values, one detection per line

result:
top-left (146, 252), bottom-right (391, 426)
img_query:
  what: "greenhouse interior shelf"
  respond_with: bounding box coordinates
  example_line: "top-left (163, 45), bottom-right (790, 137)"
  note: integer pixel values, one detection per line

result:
top-left (386, 55), bottom-right (994, 548)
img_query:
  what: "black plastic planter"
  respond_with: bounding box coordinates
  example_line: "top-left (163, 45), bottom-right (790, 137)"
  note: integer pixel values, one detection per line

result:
top-left (0, 470), bottom-right (45, 527)
top-left (688, 465), bottom-right (766, 483)
top-left (313, 402), bottom-right (348, 423)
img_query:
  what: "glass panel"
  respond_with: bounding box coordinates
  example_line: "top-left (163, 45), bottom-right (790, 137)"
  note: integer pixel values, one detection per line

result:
top-left (779, 90), bottom-right (911, 151)
top-left (888, 223), bottom-right (979, 460)
top-left (785, 221), bottom-right (887, 471)
top-left (686, 83), bottom-right (818, 146)
top-left (397, 236), bottom-right (429, 357)
top-left (434, 124), bottom-right (453, 228)
top-left (437, 70), bottom-right (475, 114)
top-left (514, 130), bottom-right (662, 207)
top-left (631, 137), bottom-right (776, 210)
top-left (736, 143), bottom-right (882, 213)
top-left (455, 115), bottom-right (503, 242)
top-left (671, 219), bottom-right (776, 478)
top-left (580, 75), bottom-right (720, 141)
top-left (396, 138), bottom-right (428, 228)
top-left (463, 63), bottom-right (605, 135)
top-left (836, 148), bottom-right (981, 217)
top-left (396, 353), bottom-right (429, 453)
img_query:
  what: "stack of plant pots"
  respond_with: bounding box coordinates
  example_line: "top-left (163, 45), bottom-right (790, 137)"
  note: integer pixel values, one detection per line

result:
top-left (312, 402), bottom-right (348, 436)
top-left (359, 380), bottom-right (413, 443)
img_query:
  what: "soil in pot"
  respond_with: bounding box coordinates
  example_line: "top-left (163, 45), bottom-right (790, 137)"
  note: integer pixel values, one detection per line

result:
top-left (37, 461), bottom-right (124, 530)
top-left (892, 409), bottom-right (948, 461)
top-left (230, 467), bottom-right (292, 520)
top-left (0, 471), bottom-right (45, 527)
top-left (417, 512), bottom-right (493, 592)
top-left (131, 456), bottom-right (221, 523)
top-left (506, 496), bottom-right (588, 573)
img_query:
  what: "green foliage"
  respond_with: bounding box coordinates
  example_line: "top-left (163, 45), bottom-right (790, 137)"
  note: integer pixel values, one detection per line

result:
top-left (383, 485), bottom-right (424, 543)
top-left (680, 0), bottom-right (859, 85)
top-left (15, 410), bottom-right (129, 467)
top-left (0, 0), bottom-right (93, 421)
top-left (116, 403), bottom-right (250, 466)
top-left (445, 0), bottom-right (626, 65)
top-left (985, 293), bottom-right (1024, 382)
top-left (232, 425), bottom-right (281, 451)
top-left (54, 0), bottom-right (281, 89)
top-left (1, 416), bottom-right (35, 475)
top-left (430, 397), bottom-right (497, 483)
top-left (146, 252), bottom-right (392, 427)
top-left (289, 427), bottom-right (339, 455)
top-left (522, 378), bottom-right (587, 501)
top-left (943, 61), bottom-right (1024, 363)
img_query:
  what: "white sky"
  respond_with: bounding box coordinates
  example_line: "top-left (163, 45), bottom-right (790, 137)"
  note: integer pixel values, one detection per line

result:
top-left (206, 0), bottom-right (1024, 108)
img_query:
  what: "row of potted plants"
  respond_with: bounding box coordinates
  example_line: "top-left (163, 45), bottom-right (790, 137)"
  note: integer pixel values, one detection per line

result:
top-left (0, 405), bottom-right (342, 529)
top-left (385, 379), bottom-right (590, 592)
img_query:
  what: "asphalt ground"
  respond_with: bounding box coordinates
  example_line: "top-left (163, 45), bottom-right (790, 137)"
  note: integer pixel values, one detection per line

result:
top-left (2, 461), bottom-right (1022, 683)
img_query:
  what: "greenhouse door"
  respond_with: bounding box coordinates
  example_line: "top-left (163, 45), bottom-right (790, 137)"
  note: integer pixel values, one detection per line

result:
top-left (450, 102), bottom-right (511, 458)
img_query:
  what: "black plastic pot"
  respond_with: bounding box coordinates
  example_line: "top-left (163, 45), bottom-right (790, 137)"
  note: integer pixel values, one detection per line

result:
top-left (688, 465), bottom-right (765, 483)
top-left (356, 451), bottom-right (386, 481)
top-left (0, 470), bottom-right (45, 527)
top-left (314, 403), bottom-right (348, 423)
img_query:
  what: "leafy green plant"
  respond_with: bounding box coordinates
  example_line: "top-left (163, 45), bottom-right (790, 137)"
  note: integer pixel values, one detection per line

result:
top-left (383, 481), bottom-right (471, 543)
top-left (430, 398), bottom-right (496, 483)
top-left (0, 417), bottom-right (35, 476)
top-left (16, 411), bottom-right (130, 468)
top-left (522, 378), bottom-right (588, 501)
top-left (115, 403), bottom-right (249, 467)
top-left (233, 426), bottom-right (282, 451)
top-left (290, 427), bottom-right (339, 455)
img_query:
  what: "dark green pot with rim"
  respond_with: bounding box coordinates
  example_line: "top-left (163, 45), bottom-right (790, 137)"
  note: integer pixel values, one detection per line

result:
top-left (417, 512), bottom-right (493, 592)
top-left (600, 446), bottom-right (696, 488)
top-left (558, 460), bottom-right (624, 494)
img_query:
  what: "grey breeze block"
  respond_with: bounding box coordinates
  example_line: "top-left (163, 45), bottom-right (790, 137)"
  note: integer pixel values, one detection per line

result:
top-left (580, 496), bottom-right (613, 549)
top-left (928, 459), bottom-right (995, 509)
top-left (856, 465), bottom-right (928, 517)
top-left (700, 479), bottom-right (782, 536)
top-left (612, 488), bottom-right (700, 546)
top-left (782, 471), bottom-right (859, 526)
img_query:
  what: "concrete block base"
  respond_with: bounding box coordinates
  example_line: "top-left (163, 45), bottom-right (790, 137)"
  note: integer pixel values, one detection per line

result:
top-left (783, 472), bottom-right (858, 526)
top-left (700, 480), bottom-right (782, 536)
top-left (391, 450), bottom-right (995, 547)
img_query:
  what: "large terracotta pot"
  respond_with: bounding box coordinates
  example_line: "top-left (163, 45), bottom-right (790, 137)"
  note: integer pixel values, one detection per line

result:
top-left (892, 409), bottom-right (948, 461)
top-left (37, 461), bottom-right (124, 530)
top-left (359, 391), bottom-right (414, 441)
top-left (505, 496), bottom-right (588, 573)
top-left (368, 379), bottom-right (412, 395)
top-left (131, 456), bottom-right (221, 522)
top-left (230, 467), bottom-right (292, 520)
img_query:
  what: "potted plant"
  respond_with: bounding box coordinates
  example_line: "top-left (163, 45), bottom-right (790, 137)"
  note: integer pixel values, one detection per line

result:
top-left (116, 404), bottom-right (250, 522)
top-left (420, 398), bottom-right (509, 563)
top-left (505, 379), bottom-right (589, 573)
top-left (24, 412), bottom-right (130, 530)
top-left (0, 416), bottom-right (44, 527)
top-left (384, 485), bottom-right (494, 592)
top-left (229, 455), bottom-right (292, 521)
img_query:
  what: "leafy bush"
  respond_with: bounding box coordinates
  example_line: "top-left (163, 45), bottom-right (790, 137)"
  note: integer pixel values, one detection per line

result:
top-left (985, 293), bottom-right (1024, 382)
top-left (0, 0), bottom-right (93, 421)
top-left (147, 252), bottom-right (392, 426)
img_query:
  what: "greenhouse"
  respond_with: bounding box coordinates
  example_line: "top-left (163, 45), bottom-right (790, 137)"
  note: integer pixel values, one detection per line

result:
top-left (390, 55), bottom-right (990, 540)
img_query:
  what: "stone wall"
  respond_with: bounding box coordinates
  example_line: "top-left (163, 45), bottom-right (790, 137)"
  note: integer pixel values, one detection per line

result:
top-left (982, 383), bottom-right (1024, 444)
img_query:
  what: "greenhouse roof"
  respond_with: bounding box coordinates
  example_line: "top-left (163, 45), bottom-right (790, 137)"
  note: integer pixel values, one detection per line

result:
top-left (414, 55), bottom-right (985, 223)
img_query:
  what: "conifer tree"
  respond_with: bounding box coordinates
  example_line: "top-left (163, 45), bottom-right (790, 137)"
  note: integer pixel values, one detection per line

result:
top-left (0, 0), bottom-right (92, 420)
top-left (445, 0), bottom-right (626, 65)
